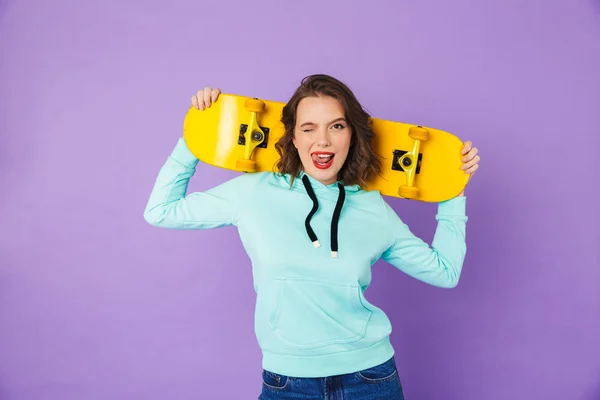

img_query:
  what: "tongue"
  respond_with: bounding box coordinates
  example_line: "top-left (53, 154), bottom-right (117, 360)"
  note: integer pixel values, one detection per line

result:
top-left (312, 154), bottom-right (333, 163)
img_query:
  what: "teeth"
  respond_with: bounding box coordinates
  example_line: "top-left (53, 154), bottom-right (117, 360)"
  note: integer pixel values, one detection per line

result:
top-left (318, 154), bottom-right (332, 158)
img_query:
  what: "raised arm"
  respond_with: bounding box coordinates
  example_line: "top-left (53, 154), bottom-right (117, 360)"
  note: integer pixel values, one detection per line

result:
top-left (143, 137), bottom-right (253, 229)
top-left (143, 86), bottom-right (253, 229)
top-left (380, 197), bottom-right (468, 288)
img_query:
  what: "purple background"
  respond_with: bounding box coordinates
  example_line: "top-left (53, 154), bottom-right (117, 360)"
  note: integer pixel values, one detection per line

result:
top-left (1, 0), bottom-right (599, 399)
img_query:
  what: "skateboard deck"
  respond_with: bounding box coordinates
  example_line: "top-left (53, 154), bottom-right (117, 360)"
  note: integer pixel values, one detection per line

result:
top-left (183, 93), bottom-right (470, 202)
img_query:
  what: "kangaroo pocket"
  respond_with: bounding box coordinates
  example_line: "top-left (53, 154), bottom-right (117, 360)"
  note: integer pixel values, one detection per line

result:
top-left (268, 277), bottom-right (373, 349)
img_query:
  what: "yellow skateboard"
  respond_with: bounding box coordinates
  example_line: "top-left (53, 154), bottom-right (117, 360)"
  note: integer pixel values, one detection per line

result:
top-left (183, 93), bottom-right (470, 202)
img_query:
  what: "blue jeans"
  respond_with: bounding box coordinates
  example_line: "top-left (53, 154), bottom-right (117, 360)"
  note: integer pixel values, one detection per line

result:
top-left (258, 356), bottom-right (405, 399)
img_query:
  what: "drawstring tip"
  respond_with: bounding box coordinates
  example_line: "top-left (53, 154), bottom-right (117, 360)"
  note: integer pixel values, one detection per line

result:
top-left (313, 240), bottom-right (321, 248)
top-left (331, 251), bottom-right (338, 258)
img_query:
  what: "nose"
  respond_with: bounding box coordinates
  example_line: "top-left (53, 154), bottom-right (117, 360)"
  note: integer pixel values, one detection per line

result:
top-left (316, 129), bottom-right (330, 147)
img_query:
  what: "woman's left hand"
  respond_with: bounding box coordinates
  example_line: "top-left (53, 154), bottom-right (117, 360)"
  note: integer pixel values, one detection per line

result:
top-left (456, 140), bottom-right (480, 196)
top-left (461, 140), bottom-right (480, 175)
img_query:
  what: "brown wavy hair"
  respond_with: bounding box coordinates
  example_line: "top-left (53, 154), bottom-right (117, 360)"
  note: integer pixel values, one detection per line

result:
top-left (275, 74), bottom-right (381, 187)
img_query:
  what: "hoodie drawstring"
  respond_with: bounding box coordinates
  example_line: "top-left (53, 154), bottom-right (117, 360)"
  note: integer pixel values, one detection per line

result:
top-left (302, 175), bottom-right (320, 248)
top-left (301, 174), bottom-right (346, 258)
top-left (330, 181), bottom-right (346, 258)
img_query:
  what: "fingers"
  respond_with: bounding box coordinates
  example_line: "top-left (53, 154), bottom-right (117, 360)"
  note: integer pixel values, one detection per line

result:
top-left (461, 140), bottom-right (472, 155)
top-left (461, 154), bottom-right (480, 173)
top-left (462, 146), bottom-right (478, 162)
top-left (460, 140), bottom-right (480, 174)
top-left (191, 87), bottom-right (221, 110)
top-left (461, 155), bottom-right (480, 169)
top-left (463, 163), bottom-right (479, 175)
top-left (203, 87), bottom-right (212, 109)
top-left (211, 88), bottom-right (221, 103)
top-left (192, 89), bottom-right (205, 110)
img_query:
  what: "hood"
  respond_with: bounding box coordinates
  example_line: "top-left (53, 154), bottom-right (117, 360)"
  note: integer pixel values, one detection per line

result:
top-left (279, 171), bottom-right (362, 258)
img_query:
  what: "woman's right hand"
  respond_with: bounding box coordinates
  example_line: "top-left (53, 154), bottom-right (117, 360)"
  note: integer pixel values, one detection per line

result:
top-left (192, 87), bottom-right (221, 110)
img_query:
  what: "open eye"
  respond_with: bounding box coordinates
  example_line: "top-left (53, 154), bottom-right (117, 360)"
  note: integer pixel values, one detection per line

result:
top-left (332, 123), bottom-right (346, 130)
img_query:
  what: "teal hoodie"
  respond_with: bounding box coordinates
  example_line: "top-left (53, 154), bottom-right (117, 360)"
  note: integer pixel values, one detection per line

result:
top-left (144, 138), bottom-right (468, 377)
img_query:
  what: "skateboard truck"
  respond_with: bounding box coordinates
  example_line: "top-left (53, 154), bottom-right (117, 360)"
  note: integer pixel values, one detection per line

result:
top-left (236, 98), bottom-right (267, 172)
top-left (396, 126), bottom-right (429, 199)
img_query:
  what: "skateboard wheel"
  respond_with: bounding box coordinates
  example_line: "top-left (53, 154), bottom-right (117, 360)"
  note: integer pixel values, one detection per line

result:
top-left (244, 98), bottom-right (265, 113)
top-left (398, 185), bottom-right (419, 199)
top-left (252, 131), bottom-right (264, 142)
top-left (236, 158), bottom-right (257, 172)
top-left (409, 126), bottom-right (429, 141)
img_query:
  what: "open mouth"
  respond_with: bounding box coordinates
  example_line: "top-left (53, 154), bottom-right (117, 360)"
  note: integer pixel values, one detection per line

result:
top-left (311, 152), bottom-right (335, 169)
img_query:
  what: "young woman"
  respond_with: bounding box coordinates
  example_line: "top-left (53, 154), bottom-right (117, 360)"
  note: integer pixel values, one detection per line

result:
top-left (144, 74), bottom-right (480, 399)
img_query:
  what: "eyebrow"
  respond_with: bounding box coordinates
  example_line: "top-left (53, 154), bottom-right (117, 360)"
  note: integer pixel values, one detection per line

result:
top-left (299, 117), bottom-right (347, 128)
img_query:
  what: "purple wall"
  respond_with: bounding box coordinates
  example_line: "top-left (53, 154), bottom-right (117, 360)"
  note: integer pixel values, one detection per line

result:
top-left (1, 1), bottom-right (598, 399)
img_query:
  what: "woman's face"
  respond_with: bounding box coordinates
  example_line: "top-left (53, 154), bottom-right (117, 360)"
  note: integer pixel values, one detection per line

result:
top-left (292, 95), bottom-right (352, 186)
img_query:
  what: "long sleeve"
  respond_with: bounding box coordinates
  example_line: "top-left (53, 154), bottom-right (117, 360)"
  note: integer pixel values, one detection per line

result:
top-left (380, 197), bottom-right (468, 288)
top-left (143, 138), bottom-right (254, 229)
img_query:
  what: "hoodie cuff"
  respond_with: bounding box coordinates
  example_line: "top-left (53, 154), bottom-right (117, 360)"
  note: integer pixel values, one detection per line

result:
top-left (169, 137), bottom-right (199, 168)
top-left (437, 195), bottom-right (466, 216)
